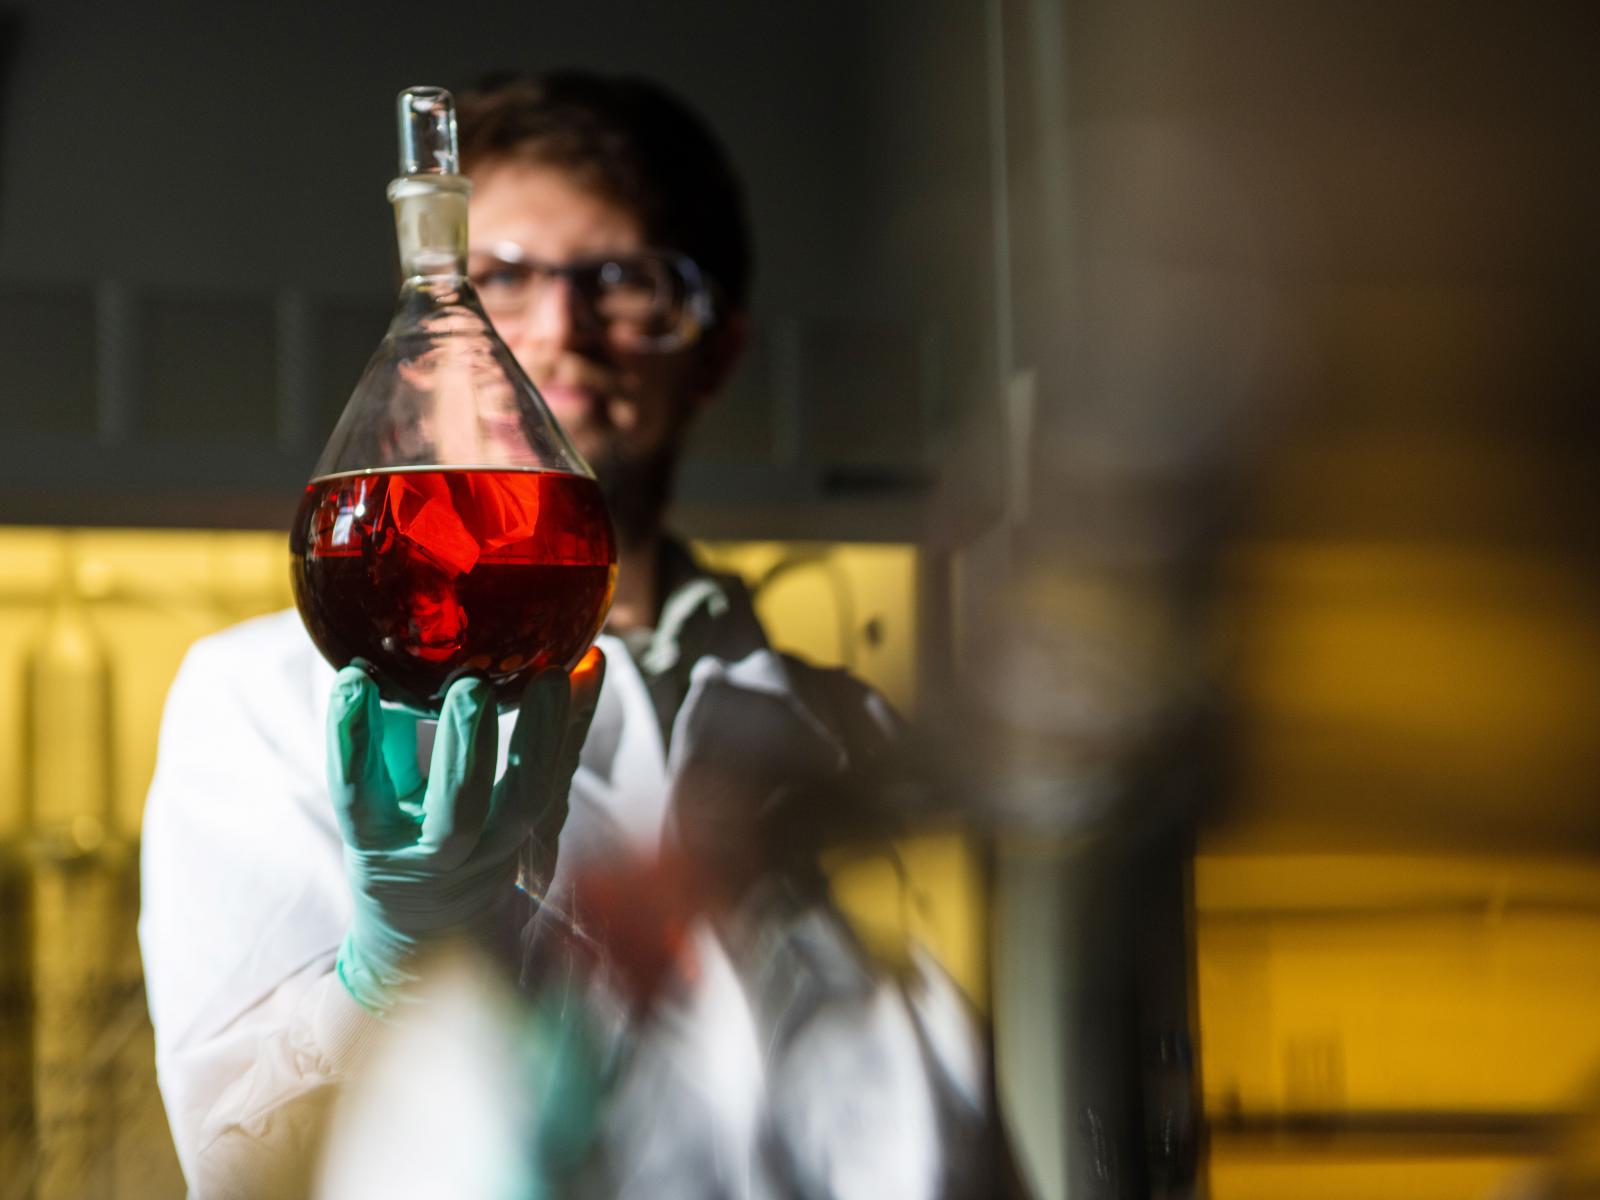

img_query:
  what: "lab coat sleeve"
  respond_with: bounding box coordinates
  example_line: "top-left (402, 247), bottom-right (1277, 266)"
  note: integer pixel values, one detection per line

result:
top-left (183, 965), bottom-right (385, 1199)
top-left (138, 612), bottom-right (361, 1190)
top-left (733, 891), bottom-right (992, 1200)
top-left (668, 652), bottom-right (995, 1198)
top-left (665, 652), bottom-right (908, 902)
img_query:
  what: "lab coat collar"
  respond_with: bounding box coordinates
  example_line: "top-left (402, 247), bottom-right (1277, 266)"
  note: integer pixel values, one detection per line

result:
top-left (633, 536), bottom-right (768, 680)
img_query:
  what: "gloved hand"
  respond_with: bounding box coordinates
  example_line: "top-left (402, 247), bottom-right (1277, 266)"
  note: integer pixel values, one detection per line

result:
top-left (326, 649), bottom-right (605, 1013)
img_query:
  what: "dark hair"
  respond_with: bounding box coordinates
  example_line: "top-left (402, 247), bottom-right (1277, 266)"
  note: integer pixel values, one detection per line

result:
top-left (457, 71), bottom-right (752, 309)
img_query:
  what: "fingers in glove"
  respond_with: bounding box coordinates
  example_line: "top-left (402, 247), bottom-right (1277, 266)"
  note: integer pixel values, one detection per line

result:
top-left (379, 709), bottom-right (426, 812)
top-left (526, 647), bottom-right (608, 871)
top-left (417, 675), bottom-right (499, 869)
top-left (556, 646), bottom-right (606, 788)
top-left (488, 668), bottom-right (572, 853)
top-left (327, 666), bottom-right (404, 849)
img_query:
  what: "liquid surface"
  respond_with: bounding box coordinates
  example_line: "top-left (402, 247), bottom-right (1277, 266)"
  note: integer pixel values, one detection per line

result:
top-left (290, 467), bottom-right (616, 712)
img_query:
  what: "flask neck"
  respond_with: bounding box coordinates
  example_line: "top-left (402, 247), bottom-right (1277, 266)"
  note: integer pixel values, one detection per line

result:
top-left (387, 174), bottom-right (472, 280)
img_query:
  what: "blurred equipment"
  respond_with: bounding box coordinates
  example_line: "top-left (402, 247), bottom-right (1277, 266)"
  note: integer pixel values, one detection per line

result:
top-left (0, 532), bottom-right (271, 1199)
top-left (963, 1), bottom-right (1600, 1197)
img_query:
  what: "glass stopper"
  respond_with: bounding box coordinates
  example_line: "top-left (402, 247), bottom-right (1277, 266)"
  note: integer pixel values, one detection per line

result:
top-left (397, 86), bottom-right (459, 176)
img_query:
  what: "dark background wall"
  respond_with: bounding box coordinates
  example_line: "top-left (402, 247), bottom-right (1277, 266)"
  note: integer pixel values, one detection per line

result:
top-left (0, 0), bottom-right (998, 535)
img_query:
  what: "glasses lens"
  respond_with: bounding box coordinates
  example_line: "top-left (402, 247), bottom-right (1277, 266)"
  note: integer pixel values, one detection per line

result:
top-left (585, 255), bottom-right (686, 341)
top-left (469, 258), bottom-right (537, 317)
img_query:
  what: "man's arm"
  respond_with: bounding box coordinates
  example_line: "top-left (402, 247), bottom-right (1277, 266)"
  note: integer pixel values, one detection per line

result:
top-left (137, 615), bottom-right (353, 1186)
top-left (664, 650), bottom-right (995, 1199)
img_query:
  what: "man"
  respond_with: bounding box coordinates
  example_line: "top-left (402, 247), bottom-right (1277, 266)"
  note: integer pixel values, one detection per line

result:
top-left (140, 73), bottom-right (985, 1198)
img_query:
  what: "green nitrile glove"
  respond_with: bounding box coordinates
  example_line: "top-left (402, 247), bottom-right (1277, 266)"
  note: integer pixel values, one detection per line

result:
top-left (326, 653), bottom-right (604, 1013)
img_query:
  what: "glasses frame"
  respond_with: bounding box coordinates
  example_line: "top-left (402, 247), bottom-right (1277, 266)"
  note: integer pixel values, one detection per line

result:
top-left (466, 242), bottom-right (718, 353)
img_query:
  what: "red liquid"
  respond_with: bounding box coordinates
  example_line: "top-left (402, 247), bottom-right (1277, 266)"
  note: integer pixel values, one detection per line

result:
top-left (290, 467), bottom-right (616, 713)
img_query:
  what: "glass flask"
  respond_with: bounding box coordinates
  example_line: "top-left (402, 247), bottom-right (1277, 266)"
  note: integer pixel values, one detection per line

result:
top-left (290, 87), bottom-right (616, 714)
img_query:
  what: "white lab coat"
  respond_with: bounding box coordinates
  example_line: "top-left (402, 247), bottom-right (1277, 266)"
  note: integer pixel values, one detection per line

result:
top-left (139, 606), bottom-right (987, 1199)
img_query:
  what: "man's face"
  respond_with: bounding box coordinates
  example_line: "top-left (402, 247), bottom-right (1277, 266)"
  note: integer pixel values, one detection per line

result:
top-left (464, 161), bottom-right (714, 484)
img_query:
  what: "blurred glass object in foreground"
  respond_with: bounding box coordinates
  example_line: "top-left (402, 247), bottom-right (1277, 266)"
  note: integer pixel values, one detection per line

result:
top-left (954, 3), bottom-right (1600, 1197)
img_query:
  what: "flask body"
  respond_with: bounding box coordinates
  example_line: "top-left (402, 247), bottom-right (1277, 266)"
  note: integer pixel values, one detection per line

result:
top-left (291, 466), bottom-right (615, 713)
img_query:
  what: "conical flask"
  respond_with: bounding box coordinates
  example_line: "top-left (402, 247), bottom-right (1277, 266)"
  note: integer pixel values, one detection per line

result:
top-left (290, 86), bottom-right (616, 714)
